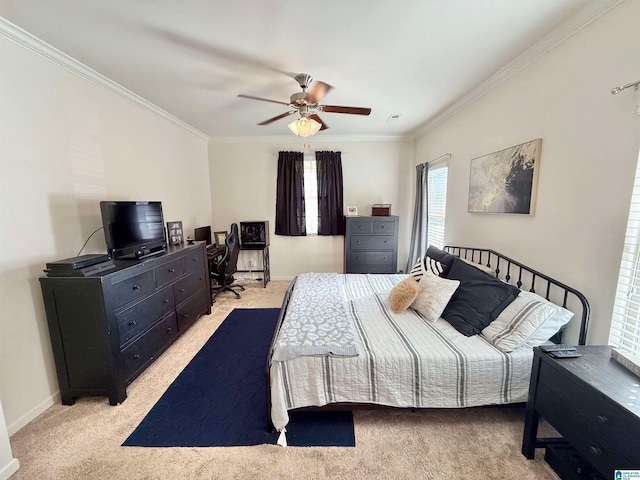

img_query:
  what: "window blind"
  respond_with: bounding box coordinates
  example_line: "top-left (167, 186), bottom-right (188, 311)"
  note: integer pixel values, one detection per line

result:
top-left (427, 164), bottom-right (448, 249)
top-left (609, 152), bottom-right (640, 356)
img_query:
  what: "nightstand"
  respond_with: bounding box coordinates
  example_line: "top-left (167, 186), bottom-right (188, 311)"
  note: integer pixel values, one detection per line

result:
top-left (522, 346), bottom-right (640, 478)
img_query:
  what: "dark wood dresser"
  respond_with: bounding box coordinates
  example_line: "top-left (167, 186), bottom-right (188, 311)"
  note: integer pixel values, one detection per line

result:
top-left (344, 215), bottom-right (399, 273)
top-left (40, 242), bottom-right (211, 406)
top-left (522, 346), bottom-right (640, 478)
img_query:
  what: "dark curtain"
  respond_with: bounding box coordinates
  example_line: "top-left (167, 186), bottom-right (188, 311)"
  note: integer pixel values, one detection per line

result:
top-left (275, 151), bottom-right (306, 236)
top-left (406, 162), bottom-right (429, 272)
top-left (316, 151), bottom-right (345, 235)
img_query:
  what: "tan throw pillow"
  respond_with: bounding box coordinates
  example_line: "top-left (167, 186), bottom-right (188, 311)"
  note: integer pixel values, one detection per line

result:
top-left (411, 271), bottom-right (460, 322)
top-left (460, 257), bottom-right (495, 275)
top-left (388, 277), bottom-right (421, 313)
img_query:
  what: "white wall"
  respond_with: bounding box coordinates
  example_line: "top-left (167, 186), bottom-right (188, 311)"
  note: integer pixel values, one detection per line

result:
top-left (415, 0), bottom-right (640, 345)
top-left (0, 34), bottom-right (211, 433)
top-left (208, 137), bottom-right (414, 278)
top-left (0, 402), bottom-right (19, 480)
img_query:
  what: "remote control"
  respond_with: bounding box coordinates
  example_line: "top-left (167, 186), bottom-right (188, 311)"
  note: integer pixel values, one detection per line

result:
top-left (549, 350), bottom-right (581, 359)
top-left (539, 344), bottom-right (575, 353)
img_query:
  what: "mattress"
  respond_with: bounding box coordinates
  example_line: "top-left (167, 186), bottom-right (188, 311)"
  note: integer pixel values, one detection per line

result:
top-left (269, 273), bottom-right (534, 435)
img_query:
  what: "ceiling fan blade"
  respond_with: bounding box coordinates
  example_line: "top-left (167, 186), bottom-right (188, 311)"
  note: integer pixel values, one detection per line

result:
top-left (238, 94), bottom-right (291, 106)
top-left (309, 114), bottom-right (329, 131)
top-left (321, 105), bottom-right (372, 115)
top-left (304, 81), bottom-right (333, 104)
top-left (257, 110), bottom-right (297, 125)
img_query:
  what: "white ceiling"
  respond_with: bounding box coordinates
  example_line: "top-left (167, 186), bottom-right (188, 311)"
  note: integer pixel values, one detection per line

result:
top-left (0, 1), bottom-right (613, 139)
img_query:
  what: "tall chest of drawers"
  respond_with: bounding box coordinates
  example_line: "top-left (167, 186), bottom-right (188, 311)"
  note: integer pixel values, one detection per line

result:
top-left (522, 346), bottom-right (640, 478)
top-left (40, 243), bottom-right (211, 405)
top-left (344, 216), bottom-right (399, 273)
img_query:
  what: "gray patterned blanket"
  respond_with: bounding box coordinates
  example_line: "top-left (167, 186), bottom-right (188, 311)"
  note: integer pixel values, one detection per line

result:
top-left (271, 273), bottom-right (360, 361)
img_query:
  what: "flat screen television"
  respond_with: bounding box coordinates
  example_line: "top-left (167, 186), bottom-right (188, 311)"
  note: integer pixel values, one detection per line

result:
top-left (100, 201), bottom-right (167, 259)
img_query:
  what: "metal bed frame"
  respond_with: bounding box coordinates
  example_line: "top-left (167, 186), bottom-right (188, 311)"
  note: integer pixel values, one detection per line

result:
top-left (265, 246), bottom-right (590, 429)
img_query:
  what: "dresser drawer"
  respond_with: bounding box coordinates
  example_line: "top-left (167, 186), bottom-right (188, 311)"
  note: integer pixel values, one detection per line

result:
top-left (350, 235), bottom-right (395, 251)
top-left (176, 290), bottom-right (208, 332)
top-left (535, 385), bottom-right (632, 474)
top-left (121, 313), bottom-right (178, 382)
top-left (116, 285), bottom-right (175, 346)
top-left (349, 251), bottom-right (394, 267)
top-left (111, 270), bottom-right (155, 308)
top-left (184, 248), bottom-right (205, 273)
top-left (372, 220), bottom-right (395, 234)
top-left (538, 362), bottom-right (640, 462)
top-left (174, 268), bottom-right (207, 305)
top-left (154, 257), bottom-right (185, 287)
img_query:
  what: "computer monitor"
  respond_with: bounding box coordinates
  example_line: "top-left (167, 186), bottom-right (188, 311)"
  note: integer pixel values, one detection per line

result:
top-left (194, 226), bottom-right (212, 246)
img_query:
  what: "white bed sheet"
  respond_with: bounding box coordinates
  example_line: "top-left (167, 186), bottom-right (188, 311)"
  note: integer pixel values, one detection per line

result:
top-left (269, 274), bottom-right (534, 433)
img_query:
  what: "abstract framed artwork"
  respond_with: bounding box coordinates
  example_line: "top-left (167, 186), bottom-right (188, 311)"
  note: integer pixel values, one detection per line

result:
top-left (468, 138), bottom-right (542, 215)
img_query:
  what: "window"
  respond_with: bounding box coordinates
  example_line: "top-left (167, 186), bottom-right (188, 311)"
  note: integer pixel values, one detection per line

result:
top-left (609, 151), bottom-right (640, 356)
top-left (303, 153), bottom-right (318, 235)
top-left (427, 165), bottom-right (448, 249)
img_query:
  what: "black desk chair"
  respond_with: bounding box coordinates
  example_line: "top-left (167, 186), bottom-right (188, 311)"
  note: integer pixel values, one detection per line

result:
top-left (210, 223), bottom-right (245, 302)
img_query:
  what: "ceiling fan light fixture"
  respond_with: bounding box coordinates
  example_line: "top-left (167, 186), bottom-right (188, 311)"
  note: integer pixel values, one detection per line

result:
top-left (287, 116), bottom-right (321, 137)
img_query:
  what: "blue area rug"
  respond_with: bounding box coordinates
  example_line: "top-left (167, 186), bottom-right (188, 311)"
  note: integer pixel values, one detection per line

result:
top-left (123, 308), bottom-right (355, 447)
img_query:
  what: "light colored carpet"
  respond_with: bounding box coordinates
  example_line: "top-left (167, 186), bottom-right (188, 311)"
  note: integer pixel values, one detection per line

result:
top-left (9, 280), bottom-right (559, 480)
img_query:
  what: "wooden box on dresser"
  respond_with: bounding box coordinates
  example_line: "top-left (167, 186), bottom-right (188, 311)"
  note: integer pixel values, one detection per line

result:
top-left (344, 215), bottom-right (399, 273)
top-left (522, 346), bottom-right (640, 479)
top-left (40, 242), bottom-right (211, 406)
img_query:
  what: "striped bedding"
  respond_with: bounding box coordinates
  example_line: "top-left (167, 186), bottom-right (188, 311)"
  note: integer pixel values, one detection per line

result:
top-left (269, 273), bottom-right (534, 435)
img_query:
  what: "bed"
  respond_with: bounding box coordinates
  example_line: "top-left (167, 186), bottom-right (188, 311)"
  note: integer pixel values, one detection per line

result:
top-left (267, 246), bottom-right (589, 446)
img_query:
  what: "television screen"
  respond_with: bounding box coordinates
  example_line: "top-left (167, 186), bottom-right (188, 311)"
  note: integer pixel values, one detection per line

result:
top-left (100, 201), bottom-right (166, 259)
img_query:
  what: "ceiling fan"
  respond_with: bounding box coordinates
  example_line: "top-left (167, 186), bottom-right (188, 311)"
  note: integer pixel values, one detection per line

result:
top-left (237, 73), bottom-right (371, 136)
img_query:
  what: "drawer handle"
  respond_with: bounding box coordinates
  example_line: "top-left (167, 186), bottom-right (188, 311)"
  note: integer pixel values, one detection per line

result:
top-left (183, 314), bottom-right (189, 318)
top-left (588, 446), bottom-right (602, 456)
top-left (132, 284), bottom-right (140, 291)
top-left (163, 299), bottom-right (169, 304)
top-left (383, 256), bottom-right (387, 260)
top-left (179, 288), bottom-right (185, 293)
top-left (192, 257), bottom-right (198, 262)
top-left (128, 320), bottom-right (137, 326)
top-left (199, 276), bottom-right (203, 280)
top-left (356, 241), bottom-right (361, 244)
top-left (355, 256), bottom-right (359, 260)
top-left (169, 268), bottom-right (176, 273)
top-left (133, 354), bottom-right (140, 360)
top-left (381, 225), bottom-right (385, 229)
top-left (167, 327), bottom-right (173, 332)
top-left (595, 415), bottom-right (608, 424)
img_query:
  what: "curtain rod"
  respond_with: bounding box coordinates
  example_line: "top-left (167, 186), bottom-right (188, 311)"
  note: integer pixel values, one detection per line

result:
top-left (611, 79), bottom-right (640, 95)
top-left (422, 153), bottom-right (451, 166)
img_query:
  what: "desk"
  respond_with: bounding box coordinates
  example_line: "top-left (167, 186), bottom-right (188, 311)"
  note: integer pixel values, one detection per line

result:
top-left (237, 245), bottom-right (270, 288)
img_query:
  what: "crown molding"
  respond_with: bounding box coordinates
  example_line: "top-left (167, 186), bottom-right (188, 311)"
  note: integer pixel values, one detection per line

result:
top-left (208, 133), bottom-right (413, 144)
top-left (413, 0), bottom-right (624, 137)
top-left (0, 17), bottom-right (209, 141)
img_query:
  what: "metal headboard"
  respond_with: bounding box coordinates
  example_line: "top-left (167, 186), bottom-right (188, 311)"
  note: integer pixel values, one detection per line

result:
top-left (444, 246), bottom-right (590, 345)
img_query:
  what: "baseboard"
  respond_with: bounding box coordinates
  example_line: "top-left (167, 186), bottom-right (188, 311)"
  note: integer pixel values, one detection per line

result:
top-left (7, 391), bottom-right (60, 436)
top-left (0, 458), bottom-right (20, 480)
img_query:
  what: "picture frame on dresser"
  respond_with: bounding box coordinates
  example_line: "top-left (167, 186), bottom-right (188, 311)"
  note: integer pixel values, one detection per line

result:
top-left (167, 221), bottom-right (183, 245)
top-left (346, 206), bottom-right (358, 216)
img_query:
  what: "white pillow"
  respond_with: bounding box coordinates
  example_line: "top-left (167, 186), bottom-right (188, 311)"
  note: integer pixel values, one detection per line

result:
top-left (481, 290), bottom-right (574, 352)
top-left (410, 271), bottom-right (460, 322)
top-left (408, 255), bottom-right (444, 281)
